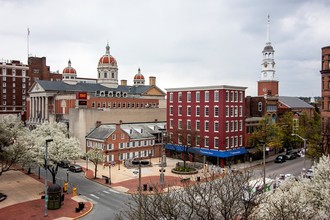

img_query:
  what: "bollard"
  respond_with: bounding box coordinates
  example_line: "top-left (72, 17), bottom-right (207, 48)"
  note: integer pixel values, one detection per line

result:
top-left (73, 186), bottom-right (77, 196)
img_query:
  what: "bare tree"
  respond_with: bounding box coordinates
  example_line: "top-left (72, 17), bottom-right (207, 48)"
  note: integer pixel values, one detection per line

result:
top-left (115, 170), bottom-right (261, 220)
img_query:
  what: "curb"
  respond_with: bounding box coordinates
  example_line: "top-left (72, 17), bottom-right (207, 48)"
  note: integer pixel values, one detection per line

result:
top-left (73, 202), bottom-right (94, 220)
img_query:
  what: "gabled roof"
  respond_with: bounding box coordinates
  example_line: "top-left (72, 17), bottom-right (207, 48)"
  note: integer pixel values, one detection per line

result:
top-left (279, 96), bottom-right (314, 109)
top-left (85, 122), bottom-right (166, 141)
top-left (86, 125), bottom-right (116, 141)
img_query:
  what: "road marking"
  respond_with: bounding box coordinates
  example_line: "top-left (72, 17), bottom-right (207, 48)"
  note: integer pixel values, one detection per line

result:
top-left (103, 190), bottom-right (110, 194)
top-left (108, 189), bottom-right (119, 194)
top-left (90, 194), bottom-right (100, 199)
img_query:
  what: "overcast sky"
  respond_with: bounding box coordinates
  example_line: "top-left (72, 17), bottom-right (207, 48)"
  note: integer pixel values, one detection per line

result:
top-left (1, 0), bottom-right (329, 97)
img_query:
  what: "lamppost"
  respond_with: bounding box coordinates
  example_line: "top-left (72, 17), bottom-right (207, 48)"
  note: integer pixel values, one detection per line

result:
top-left (44, 139), bottom-right (53, 217)
top-left (258, 140), bottom-right (266, 192)
top-left (291, 133), bottom-right (307, 177)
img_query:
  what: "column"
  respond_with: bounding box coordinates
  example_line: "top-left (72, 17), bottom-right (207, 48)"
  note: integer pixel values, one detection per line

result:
top-left (32, 97), bottom-right (35, 122)
top-left (38, 97), bottom-right (41, 123)
top-left (41, 96), bottom-right (45, 122)
top-left (45, 96), bottom-right (49, 122)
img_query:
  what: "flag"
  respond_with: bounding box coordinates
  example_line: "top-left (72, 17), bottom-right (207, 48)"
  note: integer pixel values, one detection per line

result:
top-left (27, 28), bottom-right (30, 36)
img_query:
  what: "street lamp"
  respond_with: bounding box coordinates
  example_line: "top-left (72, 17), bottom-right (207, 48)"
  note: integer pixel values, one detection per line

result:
top-left (291, 133), bottom-right (307, 177)
top-left (258, 140), bottom-right (266, 192)
top-left (44, 139), bottom-right (53, 217)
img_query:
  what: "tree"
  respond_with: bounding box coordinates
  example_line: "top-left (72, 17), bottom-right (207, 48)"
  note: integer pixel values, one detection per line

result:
top-left (115, 170), bottom-right (260, 220)
top-left (85, 147), bottom-right (104, 179)
top-left (168, 126), bottom-right (204, 169)
top-left (251, 155), bottom-right (330, 220)
top-left (0, 115), bottom-right (29, 176)
top-left (29, 122), bottom-right (82, 183)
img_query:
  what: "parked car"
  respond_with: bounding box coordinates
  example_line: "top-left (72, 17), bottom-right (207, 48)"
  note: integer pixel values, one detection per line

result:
top-left (286, 152), bottom-right (297, 160)
top-left (68, 164), bottom-right (83, 173)
top-left (0, 193), bottom-right (7, 202)
top-left (306, 168), bottom-right (313, 178)
top-left (274, 155), bottom-right (287, 163)
top-left (58, 160), bottom-right (70, 168)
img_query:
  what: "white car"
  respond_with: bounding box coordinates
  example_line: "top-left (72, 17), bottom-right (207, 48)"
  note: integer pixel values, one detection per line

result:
top-left (306, 168), bottom-right (313, 178)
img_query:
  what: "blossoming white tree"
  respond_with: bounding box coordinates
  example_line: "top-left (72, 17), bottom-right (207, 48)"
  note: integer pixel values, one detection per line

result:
top-left (251, 155), bottom-right (330, 220)
top-left (0, 115), bottom-right (29, 176)
top-left (85, 147), bottom-right (104, 179)
top-left (29, 122), bottom-right (82, 183)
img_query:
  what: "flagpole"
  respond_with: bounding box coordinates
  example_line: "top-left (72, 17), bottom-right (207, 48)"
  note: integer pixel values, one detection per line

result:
top-left (27, 27), bottom-right (30, 61)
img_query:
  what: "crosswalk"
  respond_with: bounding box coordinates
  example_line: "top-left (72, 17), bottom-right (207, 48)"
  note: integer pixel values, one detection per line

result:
top-left (84, 189), bottom-right (122, 204)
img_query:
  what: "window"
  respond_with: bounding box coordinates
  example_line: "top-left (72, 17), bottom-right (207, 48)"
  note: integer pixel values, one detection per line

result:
top-left (187, 120), bottom-right (191, 130)
top-left (178, 119), bottom-right (182, 129)
top-left (187, 135), bottom-right (191, 145)
top-left (214, 122), bottom-right (219, 132)
top-left (231, 91), bottom-right (234, 102)
top-left (205, 106), bottom-right (209, 117)
top-left (239, 106), bottom-right (243, 117)
top-left (108, 144), bottom-right (113, 150)
top-left (113, 102), bottom-right (116, 108)
top-left (231, 137), bottom-right (234, 148)
top-left (196, 120), bottom-right (200, 131)
top-left (112, 134), bottom-right (116, 140)
top-left (178, 134), bottom-right (183, 144)
top-left (196, 106), bottom-right (200, 116)
top-left (205, 121), bottom-right (209, 131)
top-left (239, 120), bottom-right (243, 131)
top-left (225, 137), bottom-right (229, 149)
top-left (170, 119), bottom-right (174, 128)
top-left (230, 106), bottom-right (234, 117)
top-left (103, 102), bottom-right (106, 108)
top-left (258, 102), bottom-right (262, 112)
top-left (92, 102), bottom-right (95, 108)
top-left (108, 102), bottom-right (111, 108)
top-left (231, 121), bottom-right (234, 132)
top-left (226, 91), bottom-right (229, 102)
top-left (196, 136), bottom-right (201, 146)
top-left (226, 121), bottom-right (229, 132)
top-left (235, 106), bottom-right (238, 117)
top-left (119, 143), bottom-right (125, 149)
top-left (235, 91), bottom-right (238, 102)
top-left (204, 137), bottom-right (209, 147)
top-left (235, 136), bottom-right (238, 147)
top-left (205, 91), bottom-right (209, 102)
top-left (214, 91), bottom-right (219, 102)
top-left (235, 120), bottom-right (238, 131)
top-left (121, 134), bottom-right (125, 139)
top-left (187, 106), bottom-right (191, 116)
top-left (196, 92), bottom-right (200, 102)
top-left (170, 106), bottom-right (173, 115)
top-left (214, 106), bottom-right (219, 117)
top-left (187, 92), bottom-right (191, 102)
top-left (225, 106), bottom-right (229, 117)
top-left (239, 135), bottom-right (243, 146)
top-left (214, 137), bottom-right (219, 148)
top-left (178, 106), bottom-right (182, 116)
top-left (169, 93), bottom-right (173, 102)
top-left (239, 91), bottom-right (243, 102)
top-left (178, 92), bottom-right (182, 102)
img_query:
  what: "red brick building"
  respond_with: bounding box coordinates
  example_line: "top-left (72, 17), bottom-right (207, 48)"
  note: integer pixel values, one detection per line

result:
top-left (321, 46), bottom-right (330, 155)
top-left (165, 85), bottom-right (247, 167)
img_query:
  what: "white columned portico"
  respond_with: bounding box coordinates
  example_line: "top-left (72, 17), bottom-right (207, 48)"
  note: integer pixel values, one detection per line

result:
top-left (45, 96), bottom-right (49, 122)
top-left (38, 96), bottom-right (41, 123)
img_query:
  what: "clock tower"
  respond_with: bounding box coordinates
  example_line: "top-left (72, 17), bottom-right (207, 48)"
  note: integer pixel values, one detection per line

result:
top-left (258, 15), bottom-right (279, 96)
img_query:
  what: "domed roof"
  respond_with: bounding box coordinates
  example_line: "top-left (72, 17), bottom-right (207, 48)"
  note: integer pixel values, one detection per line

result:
top-left (98, 43), bottom-right (117, 66)
top-left (63, 60), bottom-right (76, 74)
top-left (263, 43), bottom-right (274, 52)
top-left (134, 68), bottom-right (145, 80)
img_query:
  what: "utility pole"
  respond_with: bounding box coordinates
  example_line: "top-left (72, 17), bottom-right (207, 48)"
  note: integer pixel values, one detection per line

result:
top-left (138, 152), bottom-right (142, 220)
top-left (44, 139), bottom-right (53, 217)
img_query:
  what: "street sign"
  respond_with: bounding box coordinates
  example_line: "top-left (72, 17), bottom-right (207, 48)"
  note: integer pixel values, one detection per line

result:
top-left (111, 161), bottom-right (116, 167)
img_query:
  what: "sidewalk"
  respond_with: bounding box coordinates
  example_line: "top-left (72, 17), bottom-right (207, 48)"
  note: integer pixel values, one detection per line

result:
top-left (0, 169), bottom-right (93, 220)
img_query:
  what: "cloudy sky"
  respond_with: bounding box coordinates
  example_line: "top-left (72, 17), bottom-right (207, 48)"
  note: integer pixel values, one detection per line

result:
top-left (1, 0), bottom-right (329, 97)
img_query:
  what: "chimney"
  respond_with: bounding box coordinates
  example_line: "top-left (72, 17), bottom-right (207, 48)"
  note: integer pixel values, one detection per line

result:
top-left (116, 120), bottom-right (123, 130)
top-left (96, 121), bottom-right (102, 128)
top-left (121, 80), bottom-right (127, 86)
top-left (149, 76), bottom-right (156, 86)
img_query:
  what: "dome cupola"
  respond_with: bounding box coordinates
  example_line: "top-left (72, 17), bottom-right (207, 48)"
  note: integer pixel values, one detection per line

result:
top-left (97, 43), bottom-right (119, 88)
top-left (133, 68), bottom-right (145, 85)
top-left (62, 60), bottom-right (77, 84)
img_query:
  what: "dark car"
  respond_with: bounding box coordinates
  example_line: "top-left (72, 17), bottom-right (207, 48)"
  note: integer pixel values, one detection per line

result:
top-left (58, 160), bottom-right (70, 168)
top-left (286, 152), bottom-right (297, 160)
top-left (68, 164), bottom-right (83, 173)
top-left (0, 193), bottom-right (7, 202)
top-left (274, 155), bottom-right (287, 163)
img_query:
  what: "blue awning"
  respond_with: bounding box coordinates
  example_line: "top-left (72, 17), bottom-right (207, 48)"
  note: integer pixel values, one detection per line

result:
top-left (165, 144), bottom-right (247, 158)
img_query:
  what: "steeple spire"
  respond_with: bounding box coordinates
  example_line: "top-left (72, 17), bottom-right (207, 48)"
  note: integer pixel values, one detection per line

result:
top-left (266, 14), bottom-right (270, 43)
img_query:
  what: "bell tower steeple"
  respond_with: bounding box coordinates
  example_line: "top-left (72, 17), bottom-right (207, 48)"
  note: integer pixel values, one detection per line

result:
top-left (258, 15), bottom-right (279, 96)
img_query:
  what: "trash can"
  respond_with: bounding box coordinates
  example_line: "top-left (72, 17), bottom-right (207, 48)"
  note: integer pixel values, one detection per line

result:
top-left (143, 184), bottom-right (148, 191)
top-left (105, 178), bottom-right (109, 184)
top-left (149, 186), bottom-right (153, 191)
top-left (47, 184), bottom-right (62, 210)
top-left (79, 202), bottom-right (85, 210)
top-left (197, 176), bottom-right (200, 182)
